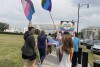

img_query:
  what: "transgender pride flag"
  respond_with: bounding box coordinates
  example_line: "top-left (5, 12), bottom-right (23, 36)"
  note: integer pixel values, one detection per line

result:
top-left (21, 0), bottom-right (35, 21)
top-left (41, 0), bottom-right (52, 12)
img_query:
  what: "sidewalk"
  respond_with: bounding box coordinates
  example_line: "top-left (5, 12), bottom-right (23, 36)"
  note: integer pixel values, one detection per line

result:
top-left (36, 51), bottom-right (91, 67)
top-left (42, 52), bottom-right (58, 67)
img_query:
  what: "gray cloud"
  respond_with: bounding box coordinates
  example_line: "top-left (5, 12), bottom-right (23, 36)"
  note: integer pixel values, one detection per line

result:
top-left (72, 0), bottom-right (100, 6)
top-left (0, 0), bottom-right (100, 31)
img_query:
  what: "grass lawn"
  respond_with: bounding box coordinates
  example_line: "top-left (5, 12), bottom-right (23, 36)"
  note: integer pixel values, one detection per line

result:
top-left (80, 45), bottom-right (100, 67)
top-left (0, 34), bottom-right (38, 67)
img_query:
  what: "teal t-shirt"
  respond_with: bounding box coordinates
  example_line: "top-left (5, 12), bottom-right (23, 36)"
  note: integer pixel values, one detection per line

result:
top-left (73, 37), bottom-right (80, 52)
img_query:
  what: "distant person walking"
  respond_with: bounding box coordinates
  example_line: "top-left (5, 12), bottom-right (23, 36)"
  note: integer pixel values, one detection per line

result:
top-left (37, 30), bottom-right (48, 65)
top-left (21, 27), bottom-right (36, 67)
top-left (56, 32), bottom-right (63, 62)
top-left (72, 33), bottom-right (80, 67)
top-left (48, 33), bottom-right (52, 54)
top-left (57, 35), bottom-right (73, 67)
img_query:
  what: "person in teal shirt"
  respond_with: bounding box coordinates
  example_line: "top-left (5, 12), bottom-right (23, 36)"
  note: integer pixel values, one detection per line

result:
top-left (72, 33), bottom-right (80, 67)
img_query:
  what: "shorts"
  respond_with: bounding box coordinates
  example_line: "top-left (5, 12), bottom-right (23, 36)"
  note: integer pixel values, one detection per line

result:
top-left (22, 53), bottom-right (36, 61)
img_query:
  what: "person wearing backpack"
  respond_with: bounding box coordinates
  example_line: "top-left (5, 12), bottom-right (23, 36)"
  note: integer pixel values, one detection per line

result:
top-left (21, 27), bottom-right (36, 67)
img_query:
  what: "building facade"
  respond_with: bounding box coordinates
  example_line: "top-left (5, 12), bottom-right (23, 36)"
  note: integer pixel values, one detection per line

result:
top-left (5, 24), bottom-right (58, 34)
top-left (5, 27), bottom-right (28, 33)
top-left (33, 24), bottom-right (57, 34)
top-left (81, 26), bottom-right (100, 39)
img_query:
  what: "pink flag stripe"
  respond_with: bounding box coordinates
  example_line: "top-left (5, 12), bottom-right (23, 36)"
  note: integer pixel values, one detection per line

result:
top-left (24, 3), bottom-right (30, 17)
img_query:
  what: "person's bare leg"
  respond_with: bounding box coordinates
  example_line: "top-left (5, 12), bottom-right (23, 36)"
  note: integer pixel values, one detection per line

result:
top-left (23, 59), bottom-right (28, 67)
top-left (56, 47), bottom-right (59, 57)
top-left (31, 59), bottom-right (36, 67)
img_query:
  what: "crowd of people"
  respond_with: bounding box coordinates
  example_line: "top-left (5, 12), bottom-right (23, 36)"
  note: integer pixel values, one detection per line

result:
top-left (21, 25), bottom-right (80, 67)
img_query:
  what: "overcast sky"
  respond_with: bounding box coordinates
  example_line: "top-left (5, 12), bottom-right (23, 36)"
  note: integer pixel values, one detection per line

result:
top-left (0, 0), bottom-right (100, 31)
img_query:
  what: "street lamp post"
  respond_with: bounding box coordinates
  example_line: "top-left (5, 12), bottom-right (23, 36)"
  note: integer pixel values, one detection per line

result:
top-left (77, 3), bottom-right (89, 36)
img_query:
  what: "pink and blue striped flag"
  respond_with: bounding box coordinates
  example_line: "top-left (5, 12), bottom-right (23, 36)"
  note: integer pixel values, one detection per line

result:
top-left (41, 0), bottom-right (52, 12)
top-left (21, 0), bottom-right (35, 21)
top-left (48, 36), bottom-right (59, 45)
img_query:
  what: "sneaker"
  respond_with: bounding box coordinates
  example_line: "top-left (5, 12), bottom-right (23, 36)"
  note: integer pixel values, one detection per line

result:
top-left (38, 61), bottom-right (41, 67)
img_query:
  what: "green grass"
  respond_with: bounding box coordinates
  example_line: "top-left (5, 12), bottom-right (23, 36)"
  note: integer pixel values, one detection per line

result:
top-left (0, 34), bottom-right (38, 67)
top-left (80, 45), bottom-right (100, 67)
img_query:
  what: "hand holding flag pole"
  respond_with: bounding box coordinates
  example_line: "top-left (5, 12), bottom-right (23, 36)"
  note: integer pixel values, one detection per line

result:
top-left (28, 21), bottom-right (33, 27)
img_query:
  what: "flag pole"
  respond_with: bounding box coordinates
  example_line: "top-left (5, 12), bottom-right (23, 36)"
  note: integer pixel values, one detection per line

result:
top-left (49, 12), bottom-right (58, 32)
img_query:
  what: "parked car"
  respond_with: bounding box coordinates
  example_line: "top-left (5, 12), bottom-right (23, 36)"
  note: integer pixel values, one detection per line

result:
top-left (86, 40), bottom-right (100, 49)
top-left (80, 38), bottom-right (84, 45)
top-left (91, 43), bottom-right (100, 54)
top-left (83, 39), bottom-right (92, 45)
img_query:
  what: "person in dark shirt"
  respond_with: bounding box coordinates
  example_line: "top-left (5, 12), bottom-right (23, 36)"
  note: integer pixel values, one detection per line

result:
top-left (21, 27), bottom-right (36, 67)
top-left (37, 30), bottom-right (48, 65)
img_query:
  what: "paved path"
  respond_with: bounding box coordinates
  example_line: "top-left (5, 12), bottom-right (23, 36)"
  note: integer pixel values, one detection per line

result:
top-left (42, 52), bottom-right (58, 67)
top-left (36, 51), bottom-right (91, 67)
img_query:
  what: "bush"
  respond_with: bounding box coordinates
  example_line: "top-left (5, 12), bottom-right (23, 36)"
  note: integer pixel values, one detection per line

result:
top-left (51, 32), bottom-right (57, 38)
top-left (0, 22), bottom-right (9, 31)
top-left (35, 29), bottom-right (40, 35)
top-left (0, 32), bottom-right (23, 35)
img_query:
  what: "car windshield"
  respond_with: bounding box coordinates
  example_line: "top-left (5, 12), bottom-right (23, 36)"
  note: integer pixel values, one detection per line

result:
top-left (95, 43), bottom-right (100, 45)
top-left (89, 40), bottom-right (100, 44)
top-left (80, 38), bottom-right (83, 40)
top-left (85, 39), bottom-right (91, 42)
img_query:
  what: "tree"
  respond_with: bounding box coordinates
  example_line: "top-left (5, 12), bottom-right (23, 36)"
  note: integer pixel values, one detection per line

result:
top-left (51, 32), bottom-right (57, 38)
top-left (0, 22), bottom-right (9, 32)
top-left (35, 29), bottom-right (40, 35)
top-left (78, 32), bottom-right (83, 38)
